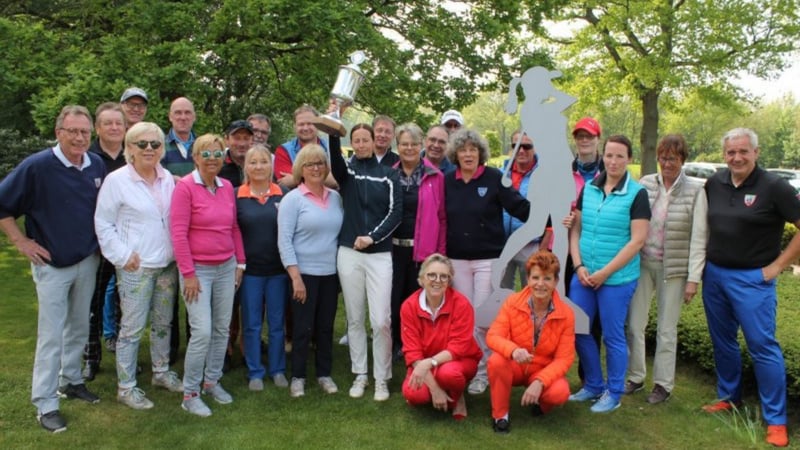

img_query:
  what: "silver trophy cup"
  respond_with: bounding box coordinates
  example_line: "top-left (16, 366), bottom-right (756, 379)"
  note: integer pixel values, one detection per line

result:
top-left (314, 51), bottom-right (367, 136)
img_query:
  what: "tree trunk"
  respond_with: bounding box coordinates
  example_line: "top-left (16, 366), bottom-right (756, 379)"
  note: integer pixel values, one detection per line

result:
top-left (639, 89), bottom-right (660, 176)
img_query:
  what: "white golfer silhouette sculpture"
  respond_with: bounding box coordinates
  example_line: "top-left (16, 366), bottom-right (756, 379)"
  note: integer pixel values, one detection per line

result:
top-left (475, 66), bottom-right (590, 334)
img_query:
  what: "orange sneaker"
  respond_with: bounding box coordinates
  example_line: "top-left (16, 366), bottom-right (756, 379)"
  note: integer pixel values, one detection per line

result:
top-left (766, 425), bottom-right (789, 447)
top-left (701, 400), bottom-right (740, 413)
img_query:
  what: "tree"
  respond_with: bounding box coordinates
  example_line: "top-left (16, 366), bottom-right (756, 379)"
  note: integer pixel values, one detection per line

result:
top-left (1, 0), bottom-right (541, 142)
top-left (528, 0), bottom-right (799, 175)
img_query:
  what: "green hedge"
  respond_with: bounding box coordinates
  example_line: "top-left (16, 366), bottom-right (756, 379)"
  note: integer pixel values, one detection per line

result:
top-left (648, 273), bottom-right (800, 396)
top-left (0, 129), bottom-right (52, 179)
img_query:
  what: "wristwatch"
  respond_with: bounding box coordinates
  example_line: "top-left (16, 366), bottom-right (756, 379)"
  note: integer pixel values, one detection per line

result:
top-left (430, 358), bottom-right (438, 368)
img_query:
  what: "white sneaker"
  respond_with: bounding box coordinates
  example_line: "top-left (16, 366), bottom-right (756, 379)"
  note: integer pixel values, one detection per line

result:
top-left (349, 375), bottom-right (369, 398)
top-left (181, 394), bottom-right (212, 417)
top-left (117, 387), bottom-right (154, 410)
top-left (248, 379), bottom-right (264, 391)
top-left (290, 378), bottom-right (305, 398)
top-left (318, 377), bottom-right (338, 394)
top-left (273, 373), bottom-right (289, 388)
top-left (202, 382), bottom-right (233, 404)
top-left (152, 371), bottom-right (184, 392)
top-left (468, 378), bottom-right (488, 395)
top-left (338, 334), bottom-right (349, 346)
top-left (374, 380), bottom-right (390, 402)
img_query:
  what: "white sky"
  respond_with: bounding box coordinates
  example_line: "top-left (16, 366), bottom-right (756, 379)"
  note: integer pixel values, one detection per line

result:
top-left (734, 55), bottom-right (800, 102)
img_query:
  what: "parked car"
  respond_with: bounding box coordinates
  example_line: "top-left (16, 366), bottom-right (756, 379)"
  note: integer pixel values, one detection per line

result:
top-left (767, 168), bottom-right (800, 193)
top-left (683, 162), bottom-right (726, 183)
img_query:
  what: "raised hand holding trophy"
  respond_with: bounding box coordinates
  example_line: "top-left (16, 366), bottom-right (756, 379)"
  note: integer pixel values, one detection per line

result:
top-left (313, 50), bottom-right (367, 137)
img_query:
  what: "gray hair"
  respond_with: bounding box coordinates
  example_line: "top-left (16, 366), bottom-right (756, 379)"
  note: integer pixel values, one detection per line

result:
top-left (124, 122), bottom-right (166, 163)
top-left (721, 128), bottom-right (759, 149)
top-left (395, 123), bottom-right (424, 145)
top-left (446, 128), bottom-right (490, 166)
top-left (417, 253), bottom-right (455, 284)
top-left (55, 105), bottom-right (93, 130)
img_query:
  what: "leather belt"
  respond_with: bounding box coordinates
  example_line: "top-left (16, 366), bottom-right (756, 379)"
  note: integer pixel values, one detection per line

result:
top-left (392, 238), bottom-right (414, 247)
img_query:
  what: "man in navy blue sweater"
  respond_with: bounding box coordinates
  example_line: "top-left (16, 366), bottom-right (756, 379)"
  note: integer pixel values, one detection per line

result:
top-left (0, 105), bottom-right (106, 433)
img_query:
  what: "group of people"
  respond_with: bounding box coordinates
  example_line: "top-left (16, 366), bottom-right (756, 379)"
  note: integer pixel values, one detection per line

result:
top-left (1, 91), bottom-right (798, 448)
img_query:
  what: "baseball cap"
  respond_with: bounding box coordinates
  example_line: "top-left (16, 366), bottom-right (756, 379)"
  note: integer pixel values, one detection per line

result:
top-left (226, 119), bottom-right (254, 135)
top-left (440, 110), bottom-right (464, 126)
top-left (120, 87), bottom-right (148, 104)
top-left (572, 117), bottom-right (601, 136)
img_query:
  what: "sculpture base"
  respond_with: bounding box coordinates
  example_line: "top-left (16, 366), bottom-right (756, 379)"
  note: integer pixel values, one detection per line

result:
top-left (313, 115), bottom-right (346, 137)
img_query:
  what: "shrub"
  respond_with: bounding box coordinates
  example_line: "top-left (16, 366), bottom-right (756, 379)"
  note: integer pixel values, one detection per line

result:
top-left (0, 128), bottom-right (52, 178)
top-left (782, 223), bottom-right (797, 252)
top-left (649, 273), bottom-right (800, 397)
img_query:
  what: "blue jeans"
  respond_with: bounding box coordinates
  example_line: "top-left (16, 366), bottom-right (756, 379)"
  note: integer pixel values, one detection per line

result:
top-left (102, 273), bottom-right (118, 339)
top-left (240, 273), bottom-right (288, 379)
top-left (181, 257), bottom-right (236, 394)
top-left (570, 276), bottom-right (637, 401)
top-left (703, 262), bottom-right (786, 425)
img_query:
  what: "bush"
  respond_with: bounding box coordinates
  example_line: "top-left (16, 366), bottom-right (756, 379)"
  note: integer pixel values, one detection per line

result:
top-left (652, 273), bottom-right (800, 397)
top-left (783, 223), bottom-right (797, 252)
top-left (0, 128), bottom-right (52, 178)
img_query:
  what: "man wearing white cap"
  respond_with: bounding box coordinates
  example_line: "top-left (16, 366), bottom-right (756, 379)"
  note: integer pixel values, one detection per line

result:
top-left (119, 87), bottom-right (148, 128)
top-left (440, 110), bottom-right (464, 134)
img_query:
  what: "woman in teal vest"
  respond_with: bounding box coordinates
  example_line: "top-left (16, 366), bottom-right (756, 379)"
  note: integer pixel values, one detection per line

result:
top-left (566, 135), bottom-right (650, 413)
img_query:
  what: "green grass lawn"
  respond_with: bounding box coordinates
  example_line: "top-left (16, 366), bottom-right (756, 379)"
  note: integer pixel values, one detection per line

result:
top-left (0, 238), bottom-right (793, 449)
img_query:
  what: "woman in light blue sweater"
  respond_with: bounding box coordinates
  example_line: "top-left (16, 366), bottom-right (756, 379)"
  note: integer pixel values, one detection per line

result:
top-left (277, 144), bottom-right (344, 397)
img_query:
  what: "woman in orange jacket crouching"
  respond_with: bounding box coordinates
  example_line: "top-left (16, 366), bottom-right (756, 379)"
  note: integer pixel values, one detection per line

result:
top-left (486, 250), bottom-right (575, 433)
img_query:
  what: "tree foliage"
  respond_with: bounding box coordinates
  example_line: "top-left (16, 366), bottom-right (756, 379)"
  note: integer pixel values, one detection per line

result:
top-left (0, 0), bottom-right (532, 142)
top-left (528, 0), bottom-right (800, 175)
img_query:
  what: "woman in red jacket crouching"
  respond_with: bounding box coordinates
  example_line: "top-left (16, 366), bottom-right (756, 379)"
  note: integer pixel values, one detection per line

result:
top-left (487, 250), bottom-right (575, 433)
top-left (400, 253), bottom-right (482, 419)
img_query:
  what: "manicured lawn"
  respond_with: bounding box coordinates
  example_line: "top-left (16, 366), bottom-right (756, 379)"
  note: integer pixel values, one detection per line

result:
top-left (0, 235), bottom-right (794, 449)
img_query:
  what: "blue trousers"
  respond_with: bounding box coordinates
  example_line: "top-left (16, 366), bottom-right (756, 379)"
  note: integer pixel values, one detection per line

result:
top-left (102, 273), bottom-right (117, 339)
top-left (240, 273), bottom-right (289, 380)
top-left (570, 276), bottom-right (637, 401)
top-left (702, 262), bottom-right (786, 425)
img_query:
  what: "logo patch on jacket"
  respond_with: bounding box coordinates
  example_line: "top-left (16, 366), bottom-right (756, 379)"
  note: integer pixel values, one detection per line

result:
top-left (477, 187), bottom-right (488, 197)
top-left (744, 194), bottom-right (756, 207)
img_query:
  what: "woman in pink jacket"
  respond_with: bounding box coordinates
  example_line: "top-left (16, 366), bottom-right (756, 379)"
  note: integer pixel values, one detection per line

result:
top-left (401, 253), bottom-right (481, 419)
top-left (390, 123), bottom-right (446, 360)
top-left (170, 133), bottom-right (245, 417)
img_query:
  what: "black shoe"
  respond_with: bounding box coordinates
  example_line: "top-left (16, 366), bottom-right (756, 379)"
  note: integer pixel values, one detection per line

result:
top-left (104, 337), bottom-right (117, 353)
top-left (38, 410), bottom-right (67, 433)
top-left (58, 383), bottom-right (100, 404)
top-left (82, 361), bottom-right (99, 382)
top-left (530, 403), bottom-right (543, 417)
top-left (492, 418), bottom-right (510, 434)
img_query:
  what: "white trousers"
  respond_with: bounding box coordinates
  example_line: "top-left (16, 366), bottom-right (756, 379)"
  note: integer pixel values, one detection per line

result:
top-left (626, 258), bottom-right (686, 392)
top-left (451, 258), bottom-right (495, 382)
top-left (337, 247), bottom-right (393, 382)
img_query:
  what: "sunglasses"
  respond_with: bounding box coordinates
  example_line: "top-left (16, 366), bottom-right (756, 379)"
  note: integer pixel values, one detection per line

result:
top-left (200, 150), bottom-right (224, 159)
top-left (132, 140), bottom-right (162, 150)
top-left (512, 143), bottom-right (534, 151)
top-left (425, 272), bottom-right (451, 282)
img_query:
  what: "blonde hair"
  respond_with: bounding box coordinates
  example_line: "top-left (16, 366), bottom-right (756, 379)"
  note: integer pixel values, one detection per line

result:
top-left (417, 253), bottom-right (454, 285)
top-left (291, 144), bottom-right (329, 185)
top-left (192, 133), bottom-right (225, 156)
top-left (124, 122), bottom-right (165, 163)
top-left (243, 145), bottom-right (273, 184)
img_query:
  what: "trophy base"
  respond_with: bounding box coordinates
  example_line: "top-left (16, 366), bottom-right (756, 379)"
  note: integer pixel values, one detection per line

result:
top-left (313, 116), bottom-right (346, 137)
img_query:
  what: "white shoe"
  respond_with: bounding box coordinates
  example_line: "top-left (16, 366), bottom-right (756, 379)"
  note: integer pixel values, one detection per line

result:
top-left (468, 378), bottom-right (488, 395)
top-left (349, 375), bottom-right (369, 398)
top-left (152, 371), bottom-right (184, 392)
top-left (338, 334), bottom-right (349, 346)
top-left (181, 394), bottom-right (212, 417)
top-left (318, 377), bottom-right (338, 394)
top-left (117, 387), bottom-right (154, 410)
top-left (202, 382), bottom-right (233, 404)
top-left (290, 378), bottom-right (305, 398)
top-left (374, 380), bottom-right (390, 402)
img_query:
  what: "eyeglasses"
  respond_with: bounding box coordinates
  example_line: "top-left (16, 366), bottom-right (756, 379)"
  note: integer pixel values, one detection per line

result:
top-left (123, 102), bottom-right (147, 110)
top-left (512, 143), bottom-right (534, 151)
top-left (425, 272), bottom-right (451, 282)
top-left (658, 156), bottom-right (680, 164)
top-left (132, 140), bottom-right (162, 150)
top-left (59, 127), bottom-right (92, 138)
top-left (303, 161), bottom-right (325, 169)
top-left (200, 150), bottom-right (224, 159)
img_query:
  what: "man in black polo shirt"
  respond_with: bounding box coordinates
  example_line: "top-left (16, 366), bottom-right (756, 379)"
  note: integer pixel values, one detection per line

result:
top-left (701, 127), bottom-right (800, 448)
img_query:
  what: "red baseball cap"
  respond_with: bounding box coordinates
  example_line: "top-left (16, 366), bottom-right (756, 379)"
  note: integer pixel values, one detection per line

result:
top-left (572, 117), bottom-right (601, 137)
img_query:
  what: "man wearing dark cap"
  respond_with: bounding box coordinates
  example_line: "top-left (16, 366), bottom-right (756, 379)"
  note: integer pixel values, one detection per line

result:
top-left (219, 120), bottom-right (254, 188)
top-left (120, 87), bottom-right (148, 128)
top-left (440, 109), bottom-right (464, 134)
